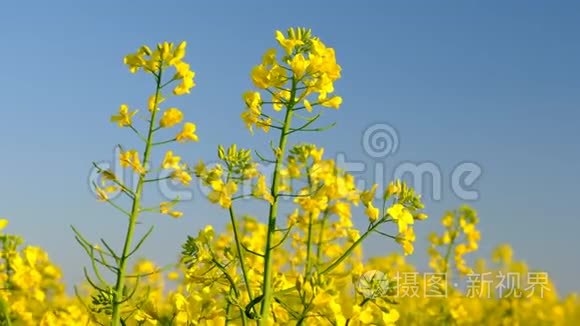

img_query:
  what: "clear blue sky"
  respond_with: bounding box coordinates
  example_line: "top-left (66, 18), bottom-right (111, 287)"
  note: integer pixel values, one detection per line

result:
top-left (1, 1), bottom-right (579, 294)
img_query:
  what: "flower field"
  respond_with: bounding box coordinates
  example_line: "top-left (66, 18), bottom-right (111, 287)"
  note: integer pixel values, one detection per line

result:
top-left (1, 27), bottom-right (578, 326)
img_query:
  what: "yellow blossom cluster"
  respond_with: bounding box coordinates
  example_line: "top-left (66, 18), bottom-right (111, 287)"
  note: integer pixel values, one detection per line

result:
top-left (428, 206), bottom-right (481, 275)
top-left (1, 206), bottom-right (579, 325)
top-left (242, 28), bottom-right (343, 134)
top-left (124, 41), bottom-right (195, 95)
top-left (0, 220), bottom-right (90, 325)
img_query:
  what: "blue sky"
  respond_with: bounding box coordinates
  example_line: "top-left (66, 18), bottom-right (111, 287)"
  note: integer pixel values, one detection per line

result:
top-left (1, 1), bottom-right (579, 294)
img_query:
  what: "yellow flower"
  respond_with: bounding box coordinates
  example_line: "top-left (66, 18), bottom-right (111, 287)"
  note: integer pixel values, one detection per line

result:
top-left (358, 306), bottom-right (375, 324)
top-left (95, 185), bottom-right (118, 201)
top-left (331, 201), bottom-right (351, 220)
top-left (310, 147), bottom-right (324, 162)
top-left (208, 180), bottom-right (238, 208)
top-left (124, 49), bottom-right (147, 73)
top-left (256, 117), bottom-right (272, 133)
top-left (110, 104), bottom-right (137, 127)
top-left (319, 94), bottom-right (342, 109)
top-left (290, 53), bottom-right (309, 78)
top-left (365, 202), bottom-right (380, 223)
top-left (309, 39), bottom-right (342, 79)
top-left (243, 91), bottom-right (262, 110)
top-left (442, 213), bottom-right (453, 227)
top-left (168, 41), bottom-right (187, 65)
top-left (251, 64), bottom-right (286, 89)
top-left (162, 151), bottom-right (181, 169)
top-left (241, 110), bottom-right (259, 133)
top-left (134, 310), bottom-right (158, 325)
top-left (312, 74), bottom-right (335, 94)
top-left (270, 65), bottom-right (287, 87)
top-left (193, 160), bottom-right (206, 177)
top-left (251, 64), bottom-right (270, 89)
top-left (304, 99), bottom-right (313, 112)
top-left (160, 202), bottom-right (183, 218)
top-left (384, 181), bottom-right (401, 199)
top-left (159, 108), bottom-right (183, 128)
top-left (360, 184), bottom-right (378, 206)
top-left (167, 271), bottom-right (180, 281)
top-left (148, 93), bottom-right (165, 111)
top-left (120, 150), bottom-right (146, 174)
top-left (295, 190), bottom-right (328, 217)
top-left (262, 48), bottom-right (277, 66)
top-left (275, 30), bottom-right (304, 54)
top-left (171, 169), bottom-right (192, 186)
top-left (173, 62), bottom-right (196, 95)
top-left (397, 227), bottom-right (416, 256)
top-left (252, 175), bottom-right (274, 204)
top-left (176, 122), bottom-right (199, 142)
top-left (272, 89), bottom-right (290, 111)
top-left (387, 203), bottom-right (415, 233)
top-left (383, 308), bottom-right (400, 324)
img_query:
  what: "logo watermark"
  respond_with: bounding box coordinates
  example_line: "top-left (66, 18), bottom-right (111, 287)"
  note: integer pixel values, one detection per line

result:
top-left (87, 123), bottom-right (483, 203)
top-left (354, 271), bottom-right (550, 299)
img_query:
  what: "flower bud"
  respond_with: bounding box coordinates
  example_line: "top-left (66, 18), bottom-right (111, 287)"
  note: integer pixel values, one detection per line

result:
top-left (218, 145), bottom-right (226, 160)
top-left (415, 213), bottom-right (428, 220)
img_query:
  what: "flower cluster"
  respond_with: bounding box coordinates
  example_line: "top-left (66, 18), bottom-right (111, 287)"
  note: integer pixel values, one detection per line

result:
top-left (124, 41), bottom-right (195, 95)
top-left (0, 220), bottom-right (90, 325)
top-left (75, 40), bottom-right (199, 325)
top-left (428, 205), bottom-right (481, 275)
top-left (242, 28), bottom-right (343, 134)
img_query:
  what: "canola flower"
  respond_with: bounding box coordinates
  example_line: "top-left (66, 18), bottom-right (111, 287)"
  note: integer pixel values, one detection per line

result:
top-left (1, 208), bottom-right (579, 325)
top-left (72, 40), bottom-right (198, 326)
top-left (190, 27), bottom-right (429, 325)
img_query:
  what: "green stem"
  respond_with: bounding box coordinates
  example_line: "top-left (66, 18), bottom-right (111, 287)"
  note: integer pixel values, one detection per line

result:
top-left (0, 298), bottom-right (11, 326)
top-left (303, 167), bottom-right (314, 279)
top-left (228, 206), bottom-right (256, 316)
top-left (110, 67), bottom-right (163, 326)
top-left (296, 211), bottom-right (312, 326)
top-left (259, 79), bottom-right (296, 324)
top-left (319, 218), bottom-right (385, 276)
top-left (152, 138), bottom-right (176, 146)
top-left (315, 211), bottom-right (329, 265)
top-left (304, 213), bottom-right (314, 278)
top-left (442, 226), bottom-right (458, 275)
top-left (211, 255), bottom-right (247, 326)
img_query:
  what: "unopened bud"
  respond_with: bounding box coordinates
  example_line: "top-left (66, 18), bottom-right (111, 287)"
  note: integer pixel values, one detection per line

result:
top-left (415, 213), bottom-right (428, 220)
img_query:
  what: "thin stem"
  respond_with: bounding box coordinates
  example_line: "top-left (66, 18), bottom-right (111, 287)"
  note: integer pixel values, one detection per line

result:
top-left (303, 167), bottom-right (315, 279)
top-left (209, 249), bottom-right (248, 326)
top-left (143, 176), bottom-right (171, 183)
top-left (110, 63), bottom-right (163, 326)
top-left (304, 213), bottom-right (314, 277)
top-left (320, 217), bottom-right (387, 276)
top-left (259, 78), bottom-right (297, 324)
top-left (160, 76), bottom-right (177, 89)
top-left (92, 163), bottom-right (136, 199)
top-left (315, 211), bottom-right (330, 265)
top-left (0, 298), bottom-right (12, 326)
top-left (228, 206), bottom-right (256, 316)
top-left (129, 125), bottom-right (147, 142)
top-left (104, 198), bottom-right (132, 217)
top-left (287, 113), bottom-right (321, 135)
top-left (442, 225), bottom-right (459, 275)
top-left (270, 225), bottom-right (295, 250)
top-left (152, 138), bottom-right (176, 146)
